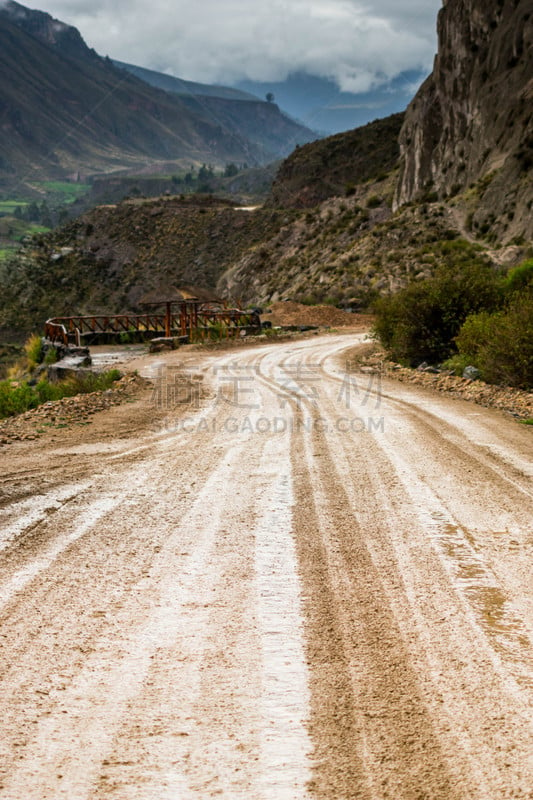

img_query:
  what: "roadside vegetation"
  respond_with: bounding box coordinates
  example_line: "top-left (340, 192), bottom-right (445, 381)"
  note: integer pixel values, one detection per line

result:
top-left (0, 334), bottom-right (121, 420)
top-left (373, 255), bottom-right (533, 389)
top-left (0, 369), bottom-right (122, 420)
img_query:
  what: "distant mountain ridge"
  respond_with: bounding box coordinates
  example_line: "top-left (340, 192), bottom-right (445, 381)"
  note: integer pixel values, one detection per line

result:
top-left (113, 61), bottom-right (260, 103)
top-left (0, 1), bottom-right (316, 189)
top-left (234, 71), bottom-right (428, 134)
top-left (114, 60), bottom-right (316, 161)
top-left (0, 0), bottom-right (97, 61)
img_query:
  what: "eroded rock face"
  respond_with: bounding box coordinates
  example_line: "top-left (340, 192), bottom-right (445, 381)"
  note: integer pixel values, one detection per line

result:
top-left (396, 0), bottom-right (533, 241)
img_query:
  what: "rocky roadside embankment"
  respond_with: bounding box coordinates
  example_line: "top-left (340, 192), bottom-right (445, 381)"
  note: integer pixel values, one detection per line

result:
top-left (349, 343), bottom-right (533, 421)
top-left (387, 365), bottom-right (533, 421)
top-left (267, 302), bottom-right (373, 329)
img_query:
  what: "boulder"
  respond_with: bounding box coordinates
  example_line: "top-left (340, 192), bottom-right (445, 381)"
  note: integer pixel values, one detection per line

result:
top-left (47, 363), bottom-right (94, 382)
top-left (149, 338), bottom-right (175, 353)
top-left (463, 365), bottom-right (481, 381)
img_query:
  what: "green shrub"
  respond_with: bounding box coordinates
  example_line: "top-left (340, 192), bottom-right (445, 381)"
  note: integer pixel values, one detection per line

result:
top-left (191, 322), bottom-right (229, 342)
top-left (44, 348), bottom-right (58, 365)
top-left (453, 311), bottom-right (495, 363)
top-left (456, 290), bottom-right (533, 389)
top-left (0, 380), bottom-right (38, 417)
top-left (503, 259), bottom-right (533, 295)
top-left (441, 353), bottom-right (472, 376)
top-left (63, 368), bottom-right (122, 395)
top-left (104, 368), bottom-right (122, 384)
top-left (0, 369), bottom-right (122, 420)
top-left (34, 379), bottom-right (64, 403)
top-left (373, 258), bottom-right (502, 365)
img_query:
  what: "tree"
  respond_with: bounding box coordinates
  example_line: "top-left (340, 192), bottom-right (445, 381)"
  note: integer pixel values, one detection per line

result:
top-left (25, 201), bottom-right (40, 222)
top-left (39, 201), bottom-right (52, 228)
top-left (266, 92), bottom-right (275, 103)
top-left (198, 163), bottom-right (214, 181)
top-left (224, 162), bottom-right (239, 178)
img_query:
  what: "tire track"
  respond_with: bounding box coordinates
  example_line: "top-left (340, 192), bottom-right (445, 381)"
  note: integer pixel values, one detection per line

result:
top-left (0, 334), bottom-right (531, 800)
top-left (249, 337), bottom-right (533, 798)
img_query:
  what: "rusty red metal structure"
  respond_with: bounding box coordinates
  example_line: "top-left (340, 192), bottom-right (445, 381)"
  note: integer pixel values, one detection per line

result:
top-left (44, 300), bottom-right (259, 345)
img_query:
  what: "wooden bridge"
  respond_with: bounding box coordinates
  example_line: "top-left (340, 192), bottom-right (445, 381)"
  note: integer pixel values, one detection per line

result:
top-left (44, 300), bottom-right (260, 346)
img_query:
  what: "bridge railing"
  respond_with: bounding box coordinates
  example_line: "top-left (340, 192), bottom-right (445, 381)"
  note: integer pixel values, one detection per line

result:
top-left (44, 306), bottom-right (260, 345)
top-left (45, 314), bottom-right (174, 345)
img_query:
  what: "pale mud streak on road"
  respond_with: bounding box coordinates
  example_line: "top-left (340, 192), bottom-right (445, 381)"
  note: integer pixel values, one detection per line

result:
top-left (0, 333), bottom-right (531, 799)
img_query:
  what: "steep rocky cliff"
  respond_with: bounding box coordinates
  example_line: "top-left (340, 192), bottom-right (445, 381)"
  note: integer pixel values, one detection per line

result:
top-left (396, 0), bottom-right (533, 242)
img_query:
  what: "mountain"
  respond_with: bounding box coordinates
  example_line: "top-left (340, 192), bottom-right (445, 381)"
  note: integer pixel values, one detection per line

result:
top-left (268, 114), bottom-right (404, 208)
top-left (396, 0), bottom-right (533, 242)
top-left (114, 62), bottom-right (418, 141)
top-left (112, 62), bottom-right (260, 103)
top-left (114, 61), bottom-right (316, 160)
top-left (0, 113), bottom-right (405, 332)
top-left (233, 71), bottom-right (428, 135)
top-left (1, 0), bottom-right (531, 338)
top-left (0, 2), bottom-right (316, 189)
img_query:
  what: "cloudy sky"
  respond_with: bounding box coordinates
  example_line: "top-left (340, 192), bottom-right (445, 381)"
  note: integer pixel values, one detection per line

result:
top-left (39, 0), bottom-right (443, 93)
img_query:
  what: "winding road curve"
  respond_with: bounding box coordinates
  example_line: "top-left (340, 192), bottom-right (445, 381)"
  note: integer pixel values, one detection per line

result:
top-left (0, 333), bottom-right (532, 799)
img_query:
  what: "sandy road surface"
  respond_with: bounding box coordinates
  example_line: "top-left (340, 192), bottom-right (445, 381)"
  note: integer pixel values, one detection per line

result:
top-left (0, 333), bottom-right (532, 799)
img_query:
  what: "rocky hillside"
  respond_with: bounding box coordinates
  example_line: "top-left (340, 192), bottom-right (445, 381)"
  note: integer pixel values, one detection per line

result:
top-left (217, 182), bottom-right (524, 307)
top-left (396, 0), bottom-right (533, 243)
top-left (1, 0), bottom-right (531, 341)
top-left (269, 114), bottom-right (404, 208)
top-left (0, 196), bottom-right (292, 334)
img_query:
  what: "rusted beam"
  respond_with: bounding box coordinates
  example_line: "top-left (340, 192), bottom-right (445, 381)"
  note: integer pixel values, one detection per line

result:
top-left (45, 301), bottom-right (251, 345)
top-left (165, 302), bottom-right (171, 338)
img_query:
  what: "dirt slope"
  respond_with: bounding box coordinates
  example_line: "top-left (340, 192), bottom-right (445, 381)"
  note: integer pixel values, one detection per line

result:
top-left (0, 334), bottom-right (532, 799)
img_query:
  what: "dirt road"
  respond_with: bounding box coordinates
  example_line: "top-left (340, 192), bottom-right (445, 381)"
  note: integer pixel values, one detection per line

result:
top-left (0, 333), bottom-right (532, 799)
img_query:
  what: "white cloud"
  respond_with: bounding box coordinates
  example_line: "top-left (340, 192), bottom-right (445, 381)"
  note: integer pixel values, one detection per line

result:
top-left (36, 0), bottom-right (443, 91)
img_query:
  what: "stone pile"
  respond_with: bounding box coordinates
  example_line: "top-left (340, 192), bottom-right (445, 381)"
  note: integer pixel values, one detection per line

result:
top-left (387, 365), bottom-right (533, 420)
